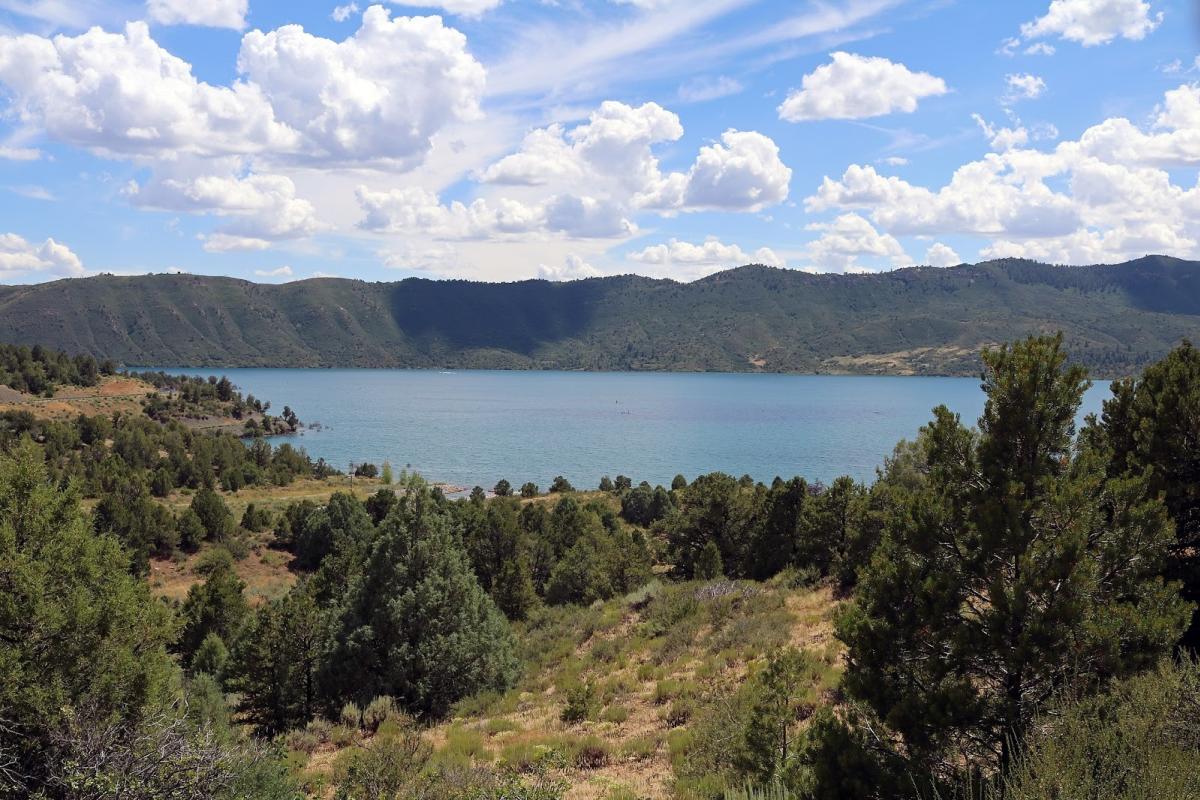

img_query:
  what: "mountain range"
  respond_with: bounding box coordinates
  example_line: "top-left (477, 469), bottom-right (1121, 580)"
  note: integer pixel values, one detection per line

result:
top-left (2, 256), bottom-right (1198, 377)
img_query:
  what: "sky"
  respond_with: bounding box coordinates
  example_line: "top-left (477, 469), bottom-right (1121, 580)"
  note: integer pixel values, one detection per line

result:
top-left (0, 0), bottom-right (1196, 284)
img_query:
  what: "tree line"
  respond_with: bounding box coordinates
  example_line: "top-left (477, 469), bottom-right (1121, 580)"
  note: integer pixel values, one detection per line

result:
top-left (0, 342), bottom-right (115, 396)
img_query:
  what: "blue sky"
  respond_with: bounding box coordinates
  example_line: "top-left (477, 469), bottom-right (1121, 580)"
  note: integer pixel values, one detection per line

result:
top-left (0, 0), bottom-right (1196, 283)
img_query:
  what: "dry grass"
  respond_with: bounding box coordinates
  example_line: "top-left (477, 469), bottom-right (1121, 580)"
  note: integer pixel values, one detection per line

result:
top-left (0, 375), bottom-right (154, 419)
top-left (411, 580), bottom-right (843, 800)
top-left (148, 532), bottom-right (298, 606)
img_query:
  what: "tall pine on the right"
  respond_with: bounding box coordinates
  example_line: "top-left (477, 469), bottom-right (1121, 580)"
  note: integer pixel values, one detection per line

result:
top-left (834, 334), bottom-right (1191, 792)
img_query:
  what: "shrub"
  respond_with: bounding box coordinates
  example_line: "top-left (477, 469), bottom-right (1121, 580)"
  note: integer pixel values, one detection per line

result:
top-left (560, 681), bottom-right (597, 724)
top-left (339, 702), bottom-right (361, 730)
top-left (362, 695), bottom-right (399, 732)
top-left (331, 724), bottom-right (359, 748)
top-left (996, 658), bottom-right (1200, 800)
top-left (621, 734), bottom-right (661, 761)
top-left (567, 736), bottom-right (611, 770)
top-left (485, 718), bottom-right (521, 736)
top-left (442, 725), bottom-right (489, 762)
top-left (601, 705), bottom-right (630, 724)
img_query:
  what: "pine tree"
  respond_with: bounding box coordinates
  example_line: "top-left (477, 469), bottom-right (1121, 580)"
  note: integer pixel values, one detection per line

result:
top-left (695, 540), bottom-right (725, 580)
top-left (229, 588), bottom-right (324, 736)
top-left (324, 483), bottom-right (519, 718)
top-left (1093, 340), bottom-right (1200, 649)
top-left (835, 335), bottom-right (1190, 787)
top-left (179, 561), bottom-right (250, 663)
top-left (0, 440), bottom-right (176, 787)
top-left (492, 552), bottom-right (537, 621)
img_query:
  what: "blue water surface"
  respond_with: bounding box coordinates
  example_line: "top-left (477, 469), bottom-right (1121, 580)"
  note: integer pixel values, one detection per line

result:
top-left (151, 369), bottom-right (1111, 488)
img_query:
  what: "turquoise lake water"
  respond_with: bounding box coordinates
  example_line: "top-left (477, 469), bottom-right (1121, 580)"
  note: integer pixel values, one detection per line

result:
top-left (156, 369), bottom-right (1112, 489)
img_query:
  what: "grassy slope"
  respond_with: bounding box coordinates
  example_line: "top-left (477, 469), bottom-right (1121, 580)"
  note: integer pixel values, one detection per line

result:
top-left (148, 485), bottom-right (840, 800)
top-left (2, 257), bottom-right (1198, 375)
top-left (296, 578), bottom-right (841, 800)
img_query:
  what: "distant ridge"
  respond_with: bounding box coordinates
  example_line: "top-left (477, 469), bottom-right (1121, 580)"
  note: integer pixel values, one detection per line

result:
top-left (1, 256), bottom-right (1198, 377)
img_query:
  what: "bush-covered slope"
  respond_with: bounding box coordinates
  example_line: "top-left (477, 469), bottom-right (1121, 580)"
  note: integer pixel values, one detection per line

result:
top-left (1, 256), bottom-right (1198, 375)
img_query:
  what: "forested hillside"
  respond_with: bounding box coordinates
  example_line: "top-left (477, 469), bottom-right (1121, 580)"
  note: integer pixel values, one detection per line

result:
top-left (2, 256), bottom-right (1199, 375)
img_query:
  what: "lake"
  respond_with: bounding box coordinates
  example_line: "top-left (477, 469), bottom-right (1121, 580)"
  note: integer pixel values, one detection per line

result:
top-left (154, 369), bottom-right (1112, 489)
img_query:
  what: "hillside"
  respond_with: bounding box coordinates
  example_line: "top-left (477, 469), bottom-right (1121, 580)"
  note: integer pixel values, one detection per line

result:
top-left (2, 256), bottom-right (1199, 376)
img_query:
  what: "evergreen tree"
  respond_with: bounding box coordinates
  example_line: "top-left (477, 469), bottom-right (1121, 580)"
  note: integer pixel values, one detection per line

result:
top-left (0, 440), bottom-right (176, 788)
top-left (668, 472), bottom-right (760, 578)
top-left (492, 552), bottom-right (538, 621)
top-left (294, 491), bottom-right (374, 571)
top-left (835, 335), bottom-right (1190, 787)
top-left (1093, 340), bottom-right (1200, 649)
top-left (694, 540), bottom-right (724, 580)
top-left (179, 561), bottom-right (250, 664)
top-left (324, 483), bottom-right (519, 718)
top-left (190, 487), bottom-right (234, 542)
top-left (229, 588), bottom-right (324, 736)
top-left (737, 648), bottom-right (816, 784)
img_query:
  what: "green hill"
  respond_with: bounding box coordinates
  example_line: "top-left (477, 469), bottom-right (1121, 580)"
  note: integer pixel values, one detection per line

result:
top-left (2, 256), bottom-right (1199, 376)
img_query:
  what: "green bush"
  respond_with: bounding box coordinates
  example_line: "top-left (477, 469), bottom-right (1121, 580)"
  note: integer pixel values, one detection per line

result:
top-left (997, 659), bottom-right (1200, 800)
top-left (560, 680), bottom-right (597, 724)
top-left (601, 704), bottom-right (630, 724)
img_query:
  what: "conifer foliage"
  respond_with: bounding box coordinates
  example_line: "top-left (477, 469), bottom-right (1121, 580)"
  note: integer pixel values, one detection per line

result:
top-left (835, 335), bottom-right (1190, 788)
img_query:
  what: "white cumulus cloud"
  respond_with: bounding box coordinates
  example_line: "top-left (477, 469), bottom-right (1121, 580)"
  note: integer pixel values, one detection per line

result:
top-left (807, 82), bottom-right (1200, 266)
top-left (538, 254), bottom-right (601, 281)
top-left (0, 233), bottom-right (84, 279)
top-left (1020, 0), bottom-right (1162, 47)
top-left (254, 265), bottom-right (294, 278)
top-left (777, 52), bottom-right (947, 122)
top-left (925, 243), bottom-right (961, 267)
top-left (0, 22), bottom-right (293, 159)
top-left (803, 214), bottom-right (910, 273)
top-left (628, 236), bottom-right (783, 278)
top-left (331, 3), bottom-right (359, 22)
top-left (147, 0), bottom-right (248, 29)
top-left (238, 6), bottom-right (486, 167)
top-left (1005, 73), bottom-right (1046, 103)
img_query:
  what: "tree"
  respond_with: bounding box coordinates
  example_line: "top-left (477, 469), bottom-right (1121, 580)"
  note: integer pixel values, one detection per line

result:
top-left (748, 477), bottom-right (807, 579)
top-left (1093, 340), bottom-right (1200, 649)
top-left (229, 588), bottom-right (324, 736)
top-left (177, 508), bottom-right (208, 552)
top-left (598, 475), bottom-right (614, 493)
top-left (492, 552), bottom-right (538, 621)
top-left (493, 479), bottom-right (512, 497)
top-left (835, 335), bottom-right (1190, 788)
top-left (695, 540), bottom-right (724, 580)
top-left (179, 562), bottom-right (250, 664)
top-left (191, 487), bottom-right (234, 542)
top-left (737, 649), bottom-right (817, 785)
top-left (520, 481), bottom-right (539, 498)
top-left (241, 502), bottom-right (272, 533)
top-left (324, 484), bottom-right (519, 718)
top-left (614, 475), bottom-right (632, 493)
top-left (549, 475), bottom-right (574, 493)
top-left (365, 488), bottom-right (398, 525)
top-left (0, 440), bottom-right (176, 789)
top-left (667, 472), bottom-right (760, 579)
top-left (294, 492), bottom-right (374, 571)
top-left (192, 632), bottom-right (230, 681)
top-left (380, 461), bottom-right (394, 485)
top-left (671, 474), bottom-right (688, 491)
